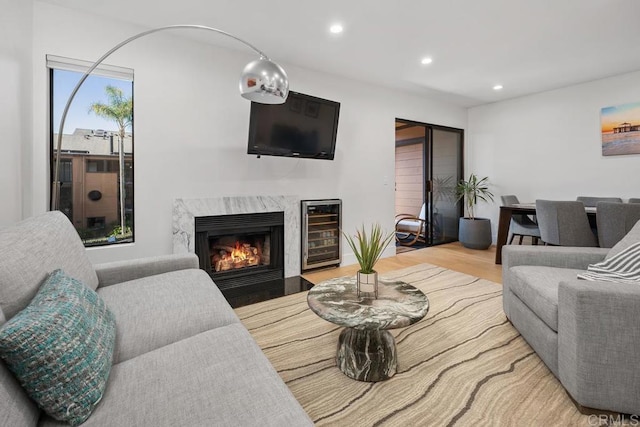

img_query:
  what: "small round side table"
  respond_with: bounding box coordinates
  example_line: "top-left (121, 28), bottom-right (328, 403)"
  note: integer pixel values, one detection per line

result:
top-left (307, 276), bottom-right (429, 382)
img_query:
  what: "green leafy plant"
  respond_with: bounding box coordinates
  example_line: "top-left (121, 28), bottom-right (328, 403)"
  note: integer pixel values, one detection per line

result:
top-left (342, 223), bottom-right (395, 274)
top-left (455, 173), bottom-right (494, 220)
top-left (109, 225), bottom-right (132, 238)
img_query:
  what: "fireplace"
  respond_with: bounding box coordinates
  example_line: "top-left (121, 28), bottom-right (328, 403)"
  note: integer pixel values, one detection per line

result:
top-left (194, 212), bottom-right (284, 302)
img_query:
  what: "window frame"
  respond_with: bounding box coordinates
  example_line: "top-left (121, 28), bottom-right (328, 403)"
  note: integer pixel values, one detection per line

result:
top-left (48, 55), bottom-right (135, 247)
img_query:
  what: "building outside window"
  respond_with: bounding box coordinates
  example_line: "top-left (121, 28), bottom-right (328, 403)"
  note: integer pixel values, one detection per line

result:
top-left (48, 55), bottom-right (134, 247)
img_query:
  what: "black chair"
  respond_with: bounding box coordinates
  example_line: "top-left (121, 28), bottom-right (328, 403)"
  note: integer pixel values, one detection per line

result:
top-left (501, 195), bottom-right (540, 245)
top-left (628, 198), bottom-right (640, 204)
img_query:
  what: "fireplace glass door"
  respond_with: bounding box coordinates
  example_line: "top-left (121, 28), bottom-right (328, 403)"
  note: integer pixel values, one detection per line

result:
top-left (209, 232), bottom-right (270, 273)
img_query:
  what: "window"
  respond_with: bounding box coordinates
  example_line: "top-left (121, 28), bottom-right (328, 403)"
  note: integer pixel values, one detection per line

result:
top-left (86, 159), bottom-right (119, 173)
top-left (48, 55), bottom-right (134, 247)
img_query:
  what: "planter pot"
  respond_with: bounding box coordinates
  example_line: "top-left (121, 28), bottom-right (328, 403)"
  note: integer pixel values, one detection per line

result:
top-left (357, 270), bottom-right (379, 299)
top-left (458, 217), bottom-right (492, 250)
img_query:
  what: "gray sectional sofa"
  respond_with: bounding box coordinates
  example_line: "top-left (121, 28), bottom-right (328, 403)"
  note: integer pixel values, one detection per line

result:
top-left (0, 211), bottom-right (312, 426)
top-left (502, 221), bottom-right (640, 415)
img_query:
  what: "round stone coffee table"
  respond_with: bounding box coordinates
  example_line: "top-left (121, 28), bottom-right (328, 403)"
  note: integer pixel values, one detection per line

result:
top-left (307, 276), bottom-right (429, 382)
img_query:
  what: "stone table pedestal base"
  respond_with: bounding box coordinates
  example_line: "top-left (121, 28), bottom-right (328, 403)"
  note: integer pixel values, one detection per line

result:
top-left (336, 328), bottom-right (397, 382)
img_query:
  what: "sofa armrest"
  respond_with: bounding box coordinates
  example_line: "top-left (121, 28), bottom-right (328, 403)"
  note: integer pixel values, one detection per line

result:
top-left (558, 279), bottom-right (640, 414)
top-left (502, 245), bottom-right (608, 271)
top-left (94, 254), bottom-right (200, 287)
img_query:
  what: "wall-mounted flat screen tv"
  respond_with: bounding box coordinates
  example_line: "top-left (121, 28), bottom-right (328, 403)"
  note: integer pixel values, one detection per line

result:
top-left (247, 91), bottom-right (340, 160)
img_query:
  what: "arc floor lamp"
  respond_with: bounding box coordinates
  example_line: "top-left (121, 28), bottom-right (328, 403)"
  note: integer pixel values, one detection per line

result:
top-left (51, 24), bottom-right (289, 211)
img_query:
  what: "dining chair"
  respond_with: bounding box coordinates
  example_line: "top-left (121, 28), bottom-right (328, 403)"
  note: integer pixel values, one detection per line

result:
top-left (576, 196), bottom-right (622, 207)
top-left (395, 203), bottom-right (427, 246)
top-left (628, 198), bottom-right (640, 204)
top-left (596, 201), bottom-right (640, 248)
top-left (501, 195), bottom-right (540, 245)
top-left (576, 197), bottom-right (620, 230)
top-left (535, 200), bottom-right (598, 247)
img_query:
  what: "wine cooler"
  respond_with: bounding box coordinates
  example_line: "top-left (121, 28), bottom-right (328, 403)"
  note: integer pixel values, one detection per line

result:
top-left (301, 199), bottom-right (342, 272)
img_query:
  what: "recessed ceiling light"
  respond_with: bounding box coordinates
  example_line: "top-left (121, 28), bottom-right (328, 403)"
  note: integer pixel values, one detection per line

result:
top-left (493, 84), bottom-right (503, 90)
top-left (329, 24), bottom-right (343, 34)
top-left (421, 57), bottom-right (433, 65)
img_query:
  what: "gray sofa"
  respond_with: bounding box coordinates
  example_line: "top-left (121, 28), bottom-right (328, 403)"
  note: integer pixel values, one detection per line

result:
top-left (0, 211), bottom-right (312, 426)
top-left (502, 220), bottom-right (640, 415)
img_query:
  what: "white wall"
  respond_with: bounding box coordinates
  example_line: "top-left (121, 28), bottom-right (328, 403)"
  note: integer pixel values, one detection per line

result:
top-left (0, 0), bottom-right (33, 226)
top-left (468, 71), bottom-right (640, 240)
top-left (31, 3), bottom-right (467, 264)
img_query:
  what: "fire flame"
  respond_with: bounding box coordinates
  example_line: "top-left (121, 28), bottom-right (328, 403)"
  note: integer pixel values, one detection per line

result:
top-left (231, 241), bottom-right (247, 261)
top-left (211, 239), bottom-right (262, 272)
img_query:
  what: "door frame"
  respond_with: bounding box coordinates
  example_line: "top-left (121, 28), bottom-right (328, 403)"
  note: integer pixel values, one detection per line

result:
top-left (395, 118), bottom-right (464, 246)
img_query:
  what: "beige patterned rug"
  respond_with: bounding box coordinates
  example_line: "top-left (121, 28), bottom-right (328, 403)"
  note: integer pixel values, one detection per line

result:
top-left (235, 264), bottom-right (594, 426)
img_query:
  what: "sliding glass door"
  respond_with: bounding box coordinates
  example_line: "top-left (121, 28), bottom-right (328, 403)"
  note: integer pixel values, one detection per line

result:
top-left (395, 120), bottom-right (463, 246)
top-left (430, 127), bottom-right (463, 244)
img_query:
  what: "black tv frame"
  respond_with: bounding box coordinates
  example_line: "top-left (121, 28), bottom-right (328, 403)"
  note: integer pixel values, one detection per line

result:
top-left (247, 91), bottom-right (340, 160)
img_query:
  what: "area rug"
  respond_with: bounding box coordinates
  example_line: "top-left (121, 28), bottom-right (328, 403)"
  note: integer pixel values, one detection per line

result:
top-left (235, 264), bottom-right (594, 426)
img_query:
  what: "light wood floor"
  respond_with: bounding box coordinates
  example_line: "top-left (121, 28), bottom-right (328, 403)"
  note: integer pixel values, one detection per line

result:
top-left (302, 242), bottom-right (503, 285)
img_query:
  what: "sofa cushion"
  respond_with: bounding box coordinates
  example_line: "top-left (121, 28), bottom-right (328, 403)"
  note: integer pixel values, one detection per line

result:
top-left (606, 219), bottom-right (640, 260)
top-left (0, 270), bottom-right (115, 426)
top-left (0, 359), bottom-right (39, 427)
top-left (0, 308), bottom-right (40, 427)
top-left (509, 266), bottom-right (584, 332)
top-left (0, 212), bottom-right (99, 320)
top-left (97, 268), bottom-right (240, 364)
top-left (38, 323), bottom-right (313, 427)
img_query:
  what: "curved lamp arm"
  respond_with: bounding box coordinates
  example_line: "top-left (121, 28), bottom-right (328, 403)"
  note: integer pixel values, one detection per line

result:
top-left (51, 24), bottom-right (288, 211)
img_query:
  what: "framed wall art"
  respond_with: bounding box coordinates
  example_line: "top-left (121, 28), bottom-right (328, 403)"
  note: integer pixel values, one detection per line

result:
top-left (601, 102), bottom-right (640, 156)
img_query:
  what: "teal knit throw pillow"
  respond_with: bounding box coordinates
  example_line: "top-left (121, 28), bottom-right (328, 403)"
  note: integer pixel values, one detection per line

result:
top-left (0, 269), bottom-right (115, 426)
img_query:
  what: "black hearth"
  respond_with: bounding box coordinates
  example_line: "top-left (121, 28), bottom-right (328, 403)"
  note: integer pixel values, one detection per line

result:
top-left (194, 212), bottom-right (288, 306)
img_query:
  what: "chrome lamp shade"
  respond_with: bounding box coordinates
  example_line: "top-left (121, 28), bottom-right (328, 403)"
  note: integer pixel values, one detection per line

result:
top-left (240, 58), bottom-right (289, 104)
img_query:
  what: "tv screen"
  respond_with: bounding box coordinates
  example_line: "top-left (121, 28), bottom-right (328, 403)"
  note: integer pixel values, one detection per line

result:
top-left (247, 91), bottom-right (340, 160)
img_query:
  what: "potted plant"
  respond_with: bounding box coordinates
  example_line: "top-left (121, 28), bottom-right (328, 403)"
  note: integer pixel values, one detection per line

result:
top-left (343, 223), bottom-right (395, 299)
top-left (455, 173), bottom-right (494, 249)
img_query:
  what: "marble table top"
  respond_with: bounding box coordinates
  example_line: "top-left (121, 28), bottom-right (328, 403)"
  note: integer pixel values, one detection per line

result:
top-left (307, 276), bottom-right (429, 330)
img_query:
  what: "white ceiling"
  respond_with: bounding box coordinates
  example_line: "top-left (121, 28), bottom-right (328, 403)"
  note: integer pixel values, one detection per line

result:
top-left (38, 0), bottom-right (640, 107)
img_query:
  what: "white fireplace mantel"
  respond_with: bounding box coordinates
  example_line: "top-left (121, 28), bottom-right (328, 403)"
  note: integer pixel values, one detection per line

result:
top-left (172, 195), bottom-right (300, 277)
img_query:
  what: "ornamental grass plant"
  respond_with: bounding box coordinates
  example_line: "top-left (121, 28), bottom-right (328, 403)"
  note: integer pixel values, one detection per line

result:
top-left (343, 223), bottom-right (395, 274)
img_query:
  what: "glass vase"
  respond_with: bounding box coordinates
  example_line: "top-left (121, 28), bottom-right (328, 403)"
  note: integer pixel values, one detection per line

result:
top-left (357, 270), bottom-right (379, 299)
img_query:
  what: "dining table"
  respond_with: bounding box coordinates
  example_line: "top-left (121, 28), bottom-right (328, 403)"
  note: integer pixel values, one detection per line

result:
top-left (495, 203), bottom-right (596, 264)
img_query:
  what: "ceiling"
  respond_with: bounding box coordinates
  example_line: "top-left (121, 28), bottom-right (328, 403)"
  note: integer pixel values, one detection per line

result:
top-left (38, 0), bottom-right (640, 107)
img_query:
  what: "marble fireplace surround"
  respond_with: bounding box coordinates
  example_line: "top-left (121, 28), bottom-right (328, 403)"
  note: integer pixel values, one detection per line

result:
top-left (172, 196), bottom-right (300, 278)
